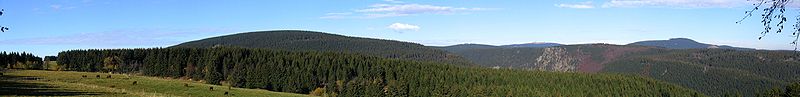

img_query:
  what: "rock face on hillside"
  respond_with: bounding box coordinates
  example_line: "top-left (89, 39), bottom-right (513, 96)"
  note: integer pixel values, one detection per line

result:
top-left (534, 47), bottom-right (579, 72)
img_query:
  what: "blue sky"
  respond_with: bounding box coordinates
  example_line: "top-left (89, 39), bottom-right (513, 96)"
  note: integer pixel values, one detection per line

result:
top-left (1, 0), bottom-right (799, 56)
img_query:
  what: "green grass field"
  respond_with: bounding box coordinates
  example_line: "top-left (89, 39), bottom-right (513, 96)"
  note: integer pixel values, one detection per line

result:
top-left (0, 70), bottom-right (311, 97)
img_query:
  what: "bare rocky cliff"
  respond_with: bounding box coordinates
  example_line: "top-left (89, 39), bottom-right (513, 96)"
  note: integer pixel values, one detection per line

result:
top-left (534, 47), bottom-right (580, 72)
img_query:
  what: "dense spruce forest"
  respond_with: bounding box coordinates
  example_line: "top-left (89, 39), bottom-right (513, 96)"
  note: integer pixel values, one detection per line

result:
top-left (440, 45), bottom-right (544, 68)
top-left (0, 52), bottom-right (43, 69)
top-left (55, 47), bottom-right (703, 96)
top-left (441, 43), bottom-right (800, 96)
top-left (172, 30), bottom-right (473, 66)
top-left (603, 49), bottom-right (800, 96)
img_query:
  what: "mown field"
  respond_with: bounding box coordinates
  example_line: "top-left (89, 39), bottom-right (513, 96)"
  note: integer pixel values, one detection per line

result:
top-left (0, 70), bottom-right (310, 97)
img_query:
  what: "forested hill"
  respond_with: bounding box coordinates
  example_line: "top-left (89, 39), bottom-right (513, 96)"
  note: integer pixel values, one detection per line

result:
top-left (171, 30), bottom-right (472, 65)
top-left (627, 38), bottom-right (754, 50)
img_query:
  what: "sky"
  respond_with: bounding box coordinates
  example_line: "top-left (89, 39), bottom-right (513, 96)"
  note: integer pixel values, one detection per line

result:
top-left (1, 0), bottom-right (800, 56)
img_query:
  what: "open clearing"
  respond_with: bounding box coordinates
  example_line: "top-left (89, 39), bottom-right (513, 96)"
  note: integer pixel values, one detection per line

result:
top-left (0, 70), bottom-right (310, 97)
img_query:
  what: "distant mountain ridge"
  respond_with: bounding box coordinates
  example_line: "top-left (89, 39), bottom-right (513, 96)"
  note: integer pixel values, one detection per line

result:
top-left (436, 44), bottom-right (500, 53)
top-left (501, 42), bottom-right (563, 48)
top-left (441, 38), bottom-right (757, 51)
top-left (437, 42), bottom-right (562, 52)
top-left (627, 38), bottom-right (754, 50)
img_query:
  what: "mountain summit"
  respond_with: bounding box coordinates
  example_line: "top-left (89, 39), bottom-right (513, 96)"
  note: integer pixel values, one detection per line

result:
top-left (627, 38), bottom-right (753, 50)
top-left (171, 30), bottom-right (472, 65)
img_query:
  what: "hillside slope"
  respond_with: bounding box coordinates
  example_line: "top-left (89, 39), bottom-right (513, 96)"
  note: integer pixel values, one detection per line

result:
top-left (441, 46), bottom-right (543, 69)
top-left (602, 49), bottom-right (800, 96)
top-left (442, 43), bottom-right (800, 96)
top-left (442, 44), bottom-right (653, 72)
top-left (172, 30), bottom-right (472, 65)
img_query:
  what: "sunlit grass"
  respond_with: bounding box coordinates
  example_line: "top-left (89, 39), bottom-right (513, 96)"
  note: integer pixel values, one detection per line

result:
top-left (2, 70), bottom-right (311, 97)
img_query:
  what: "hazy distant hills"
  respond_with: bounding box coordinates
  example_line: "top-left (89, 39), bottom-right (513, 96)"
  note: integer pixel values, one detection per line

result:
top-left (437, 44), bottom-right (499, 52)
top-left (502, 42), bottom-right (563, 48)
top-left (437, 42), bottom-right (561, 53)
top-left (441, 38), bottom-right (755, 54)
top-left (171, 30), bottom-right (473, 65)
top-left (441, 38), bottom-right (755, 51)
top-left (627, 38), bottom-right (755, 50)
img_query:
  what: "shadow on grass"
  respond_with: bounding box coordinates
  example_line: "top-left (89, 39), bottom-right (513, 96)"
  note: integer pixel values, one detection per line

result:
top-left (0, 75), bottom-right (121, 96)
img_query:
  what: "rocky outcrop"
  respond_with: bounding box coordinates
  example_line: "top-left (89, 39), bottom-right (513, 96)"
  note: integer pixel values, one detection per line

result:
top-left (534, 47), bottom-right (579, 72)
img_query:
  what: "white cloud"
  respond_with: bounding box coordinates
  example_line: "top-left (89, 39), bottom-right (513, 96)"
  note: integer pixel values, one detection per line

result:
top-left (365, 13), bottom-right (410, 18)
top-left (50, 5), bottom-right (62, 9)
top-left (387, 23), bottom-right (420, 32)
top-left (49, 4), bottom-right (76, 11)
top-left (358, 4), bottom-right (488, 14)
top-left (321, 3), bottom-right (492, 19)
top-left (600, 0), bottom-right (745, 8)
top-left (384, 0), bottom-right (404, 3)
top-left (325, 12), bottom-right (352, 15)
top-left (556, 1), bottom-right (595, 9)
top-left (319, 12), bottom-right (353, 19)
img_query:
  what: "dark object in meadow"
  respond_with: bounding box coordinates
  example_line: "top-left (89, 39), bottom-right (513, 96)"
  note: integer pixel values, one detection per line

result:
top-left (106, 75), bottom-right (111, 78)
top-left (96, 75), bottom-right (100, 78)
top-left (82, 75), bottom-right (87, 78)
top-left (110, 85), bottom-right (115, 88)
top-left (209, 87), bottom-right (214, 91)
top-left (0, 73), bottom-right (4, 76)
top-left (132, 81), bottom-right (137, 85)
top-left (224, 91), bottom-right (229, 95)
top-left (184, 83), bottom-right (189, 87)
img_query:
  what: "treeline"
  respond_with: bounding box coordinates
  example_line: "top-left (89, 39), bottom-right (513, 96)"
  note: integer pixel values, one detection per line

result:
top-left (0, 51), bottom-right (43, 69)
top-left (57, 47), bottom-right (703, 96)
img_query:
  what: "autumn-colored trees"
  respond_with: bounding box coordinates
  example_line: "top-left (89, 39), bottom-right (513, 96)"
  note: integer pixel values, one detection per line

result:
top-left (103, 56), bottom-right (123, 73)
top-left (0, 52), bottom-right (42, 69)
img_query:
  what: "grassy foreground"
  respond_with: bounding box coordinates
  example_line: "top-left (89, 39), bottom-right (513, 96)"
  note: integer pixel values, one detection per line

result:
top-left (0, 70), bottom-right (310, 97)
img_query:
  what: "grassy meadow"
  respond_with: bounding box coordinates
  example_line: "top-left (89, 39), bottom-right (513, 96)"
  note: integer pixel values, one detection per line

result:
top-left (0, 70), bottom-right (310, 97)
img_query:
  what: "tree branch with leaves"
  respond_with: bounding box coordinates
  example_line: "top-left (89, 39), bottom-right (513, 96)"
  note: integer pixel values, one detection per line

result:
top-left (739, 0), bottom-right (800, 50)
top-left (0, 9), bottom-right (8, 32)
